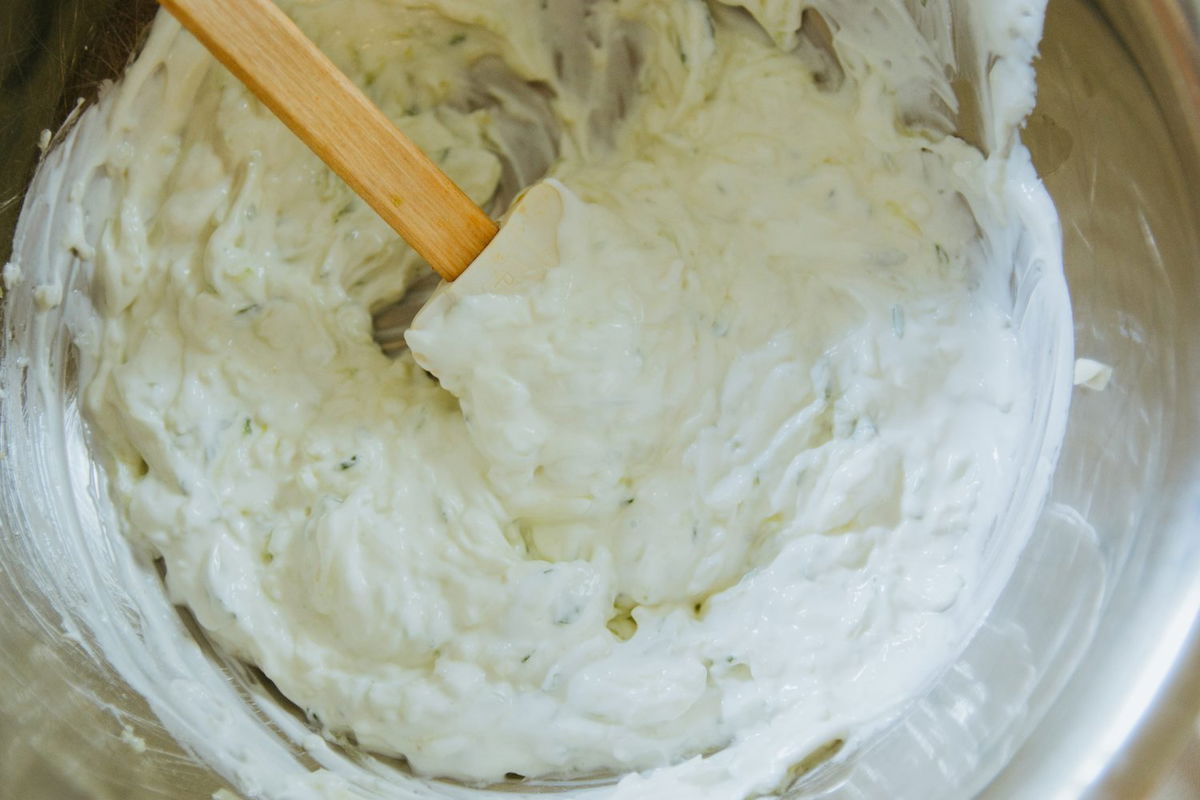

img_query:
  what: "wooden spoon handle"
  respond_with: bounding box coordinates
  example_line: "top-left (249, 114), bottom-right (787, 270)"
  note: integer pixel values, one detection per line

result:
top-left (158, 0), bottom-right (499, 281)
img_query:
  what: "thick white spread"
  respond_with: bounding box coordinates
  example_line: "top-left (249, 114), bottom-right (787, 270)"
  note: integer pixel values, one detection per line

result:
top-left (11, 0), bottom-right (1070, 797)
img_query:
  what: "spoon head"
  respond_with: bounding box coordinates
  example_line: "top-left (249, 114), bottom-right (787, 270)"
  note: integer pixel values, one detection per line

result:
top-left (442, 180), bottom-right (565, 296)
top-left (404, 180), bottom-right (565, 355)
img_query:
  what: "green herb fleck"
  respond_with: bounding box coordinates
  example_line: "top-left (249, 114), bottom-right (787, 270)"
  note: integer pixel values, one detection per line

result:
top-left (935, 243), bottom-right (950, 264)
top-left (339, 455), bottom-right (358, 470)
top-left (243, 418), bottom-right (252, 435)
top-left (449, 33), bottom-right (467, 45)
top-left (236, 304), bottom-right (260, 315)
top-left (554, 604), bottom-right (582, 625)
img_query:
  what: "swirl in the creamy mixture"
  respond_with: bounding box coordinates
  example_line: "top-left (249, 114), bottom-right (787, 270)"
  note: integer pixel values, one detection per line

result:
top-left (68, 0), bottom-right (1051, 794)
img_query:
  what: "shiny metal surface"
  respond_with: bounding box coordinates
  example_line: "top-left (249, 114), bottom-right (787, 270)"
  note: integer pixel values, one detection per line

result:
top-left (1, 1), bottom-right (1198, 798)
top-left (987, 2), bottom-right (1200, 796)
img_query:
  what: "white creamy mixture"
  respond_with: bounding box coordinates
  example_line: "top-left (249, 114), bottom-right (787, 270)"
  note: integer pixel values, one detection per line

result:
top-left (23, 0), bottom-right (1066, 796)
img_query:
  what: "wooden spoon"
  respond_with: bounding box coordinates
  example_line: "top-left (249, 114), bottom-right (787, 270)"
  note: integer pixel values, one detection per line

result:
top-left (158, 0), bottom-right (540, 284)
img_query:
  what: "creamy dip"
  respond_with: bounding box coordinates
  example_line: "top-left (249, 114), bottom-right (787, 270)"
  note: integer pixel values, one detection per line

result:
top-left (14, 0), bottom-right (1067, 797)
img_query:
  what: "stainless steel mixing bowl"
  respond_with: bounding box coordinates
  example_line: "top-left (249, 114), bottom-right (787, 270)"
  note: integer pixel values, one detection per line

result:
top-left (1, 1), bottom-right (1198, 798)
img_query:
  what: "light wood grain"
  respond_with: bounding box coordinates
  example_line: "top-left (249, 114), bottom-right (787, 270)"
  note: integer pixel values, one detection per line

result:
top-left (158, 0), bottom-right (499, 281)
